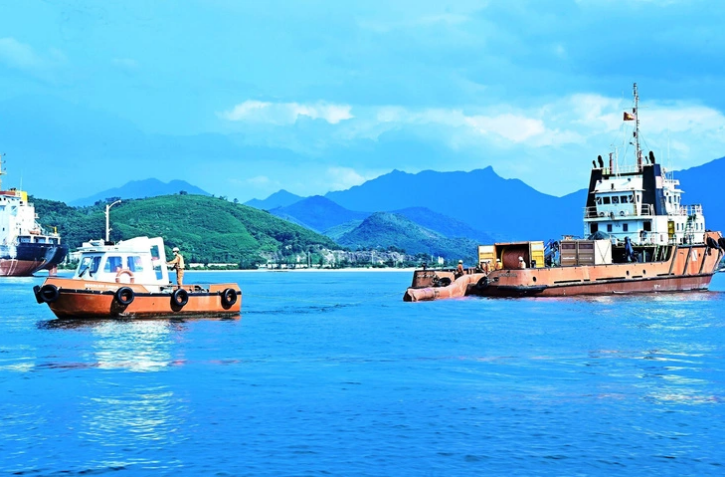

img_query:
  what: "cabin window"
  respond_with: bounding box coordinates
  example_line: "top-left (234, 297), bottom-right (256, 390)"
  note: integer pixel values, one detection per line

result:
top-left (603, 197), bottom-right (611, 205)
top-left (78, 256), bottom-right (102, 277)
top-left (104, 256), bottom-right (124, 273)
top-left (127, 256), bottom-right (144, 272)
top-left (644, 221), bottom-right (652, 231)
top-left (150, 245), bottom-right (163, 280)
top-left (607, 224), bottom-right (613, 232)
top-left (623, 223), bottom-right (629, 232)
top-left (590, 223), bottom-right (599, 234)
top-left (620, 195), bottom-right (629, 203)
top-left (629, 194), bottom-right (635, 203)
top-left (612, 196), bottom-right (619, 204)
top-left (596, 197), bottom-right (602, 205)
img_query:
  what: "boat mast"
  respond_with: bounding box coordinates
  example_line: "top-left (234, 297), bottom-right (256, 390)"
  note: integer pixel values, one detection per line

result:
top-left (0, 153), bottom-right (5, 191)
top-left (633, 83), bottom-right (642, 171)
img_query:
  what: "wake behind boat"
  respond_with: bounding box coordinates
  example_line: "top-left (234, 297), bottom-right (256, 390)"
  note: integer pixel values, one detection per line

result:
top-left (405, 84), bottom-right (724, 301)
top-left (34, 236), bottom-right (242, 318)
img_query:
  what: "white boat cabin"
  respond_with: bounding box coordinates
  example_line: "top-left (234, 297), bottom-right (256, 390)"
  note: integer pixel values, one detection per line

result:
top-left (74, 236), bottom-right (170, 287)
top-left (584, 162), bottom-right (705, 246)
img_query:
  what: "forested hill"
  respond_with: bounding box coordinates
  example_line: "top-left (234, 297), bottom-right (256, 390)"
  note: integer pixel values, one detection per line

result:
top-left (30, 194), bottom-right (338, 264)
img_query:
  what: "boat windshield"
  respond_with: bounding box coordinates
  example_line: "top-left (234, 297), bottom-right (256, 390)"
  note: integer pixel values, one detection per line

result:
top-left (77, 255), bottom-right (102, 278)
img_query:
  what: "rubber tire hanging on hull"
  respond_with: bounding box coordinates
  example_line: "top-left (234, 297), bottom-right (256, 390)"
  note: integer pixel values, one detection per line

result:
top-left (37, 284), bottom-right (60, 303)
top-left (433, 277), bottom-right (452, 287)
top-left (172, 288), bottom-right (189, 308)
top-left (115, 287), bottom-right (135, 306)
top-left (221, 288), bottom-right (237, 307)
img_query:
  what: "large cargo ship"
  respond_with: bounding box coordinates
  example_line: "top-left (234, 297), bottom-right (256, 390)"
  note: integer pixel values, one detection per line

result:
top-left (405, 84), bottom-right (724, 301)
top-left (0, 156), bottom-right (68, 276)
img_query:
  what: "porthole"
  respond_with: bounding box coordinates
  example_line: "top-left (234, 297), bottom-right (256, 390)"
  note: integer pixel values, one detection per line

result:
top-left (643, 270), bottom-right (647, 275)
top-left (532, 276), bottom-right (537, 283)
top-left (626, 270), bottom-right (630, 276)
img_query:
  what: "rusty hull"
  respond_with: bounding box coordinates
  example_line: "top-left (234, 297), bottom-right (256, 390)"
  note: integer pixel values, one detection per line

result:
top-left (405, 240), bottom-right (723, 301)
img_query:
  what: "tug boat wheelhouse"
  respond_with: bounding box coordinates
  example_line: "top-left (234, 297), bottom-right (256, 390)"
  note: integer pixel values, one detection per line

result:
top-left (34, 236), bottom-right (242, 318)
top-left (0, 155), bottom-right (67, 276)
top-left (405, 84), bottom-right (724, 301)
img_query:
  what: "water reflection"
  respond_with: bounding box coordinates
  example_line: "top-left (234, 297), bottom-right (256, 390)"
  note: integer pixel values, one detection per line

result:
top-left (78, 384), bottom-right (188, 471)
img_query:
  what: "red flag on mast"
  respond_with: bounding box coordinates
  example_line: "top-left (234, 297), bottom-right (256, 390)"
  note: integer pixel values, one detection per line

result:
top-left (623, 111), bottom-right (636, 121)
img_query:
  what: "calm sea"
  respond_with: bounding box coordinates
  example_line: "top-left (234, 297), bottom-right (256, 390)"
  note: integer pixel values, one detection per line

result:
top-left (1, 271), bottom-right (724, 476)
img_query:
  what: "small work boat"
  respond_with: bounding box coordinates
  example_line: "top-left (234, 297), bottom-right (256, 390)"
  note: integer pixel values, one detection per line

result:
top-left (34, 236), bottom-right (241, 318)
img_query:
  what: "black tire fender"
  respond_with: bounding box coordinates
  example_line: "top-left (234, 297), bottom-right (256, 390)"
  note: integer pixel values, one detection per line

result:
top-left (38, 284), bottom-right (60, 304)
top-left (172, 288), bottom-right (189, 308)
top-left (221, 288), bottom-right (237, 307)
top-left (115, 286), bottom-right (135, 306)
top-left (477, 276), bottom-right (489, 289)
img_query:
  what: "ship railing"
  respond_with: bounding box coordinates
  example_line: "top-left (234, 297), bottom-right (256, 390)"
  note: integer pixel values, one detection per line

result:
top-left (668, 204), bottom-right (703, 216)
top-left (600, 165), bottom-right (640, 175)
top-left (583, 204), bottom-right (654, 218)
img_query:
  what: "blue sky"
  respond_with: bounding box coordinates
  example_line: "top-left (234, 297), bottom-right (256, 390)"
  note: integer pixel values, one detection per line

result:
top-left (1, 0), bottom-right (724, 202)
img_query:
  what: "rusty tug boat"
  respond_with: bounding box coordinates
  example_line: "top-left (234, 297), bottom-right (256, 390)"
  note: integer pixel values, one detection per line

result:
top-left (34, 235), bottom-right (242, 319)
top-left (405, 84), bottom-right (724, 301)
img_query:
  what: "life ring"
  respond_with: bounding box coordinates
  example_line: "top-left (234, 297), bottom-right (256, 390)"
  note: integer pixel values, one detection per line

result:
top-left (172, 288), bottom-right (189, 308)
top-left (619, 211), bottom-right (625, 216)
top-left (115, 269), bottom-right (135, 284)
top-left (115, 286), bottom-right (135, 306)
top-left (221, 288), bottom-right (237, 307)
top-left (38, 284), bottom-right (60, 303)
top-left (599, 212), bottom-right (605, 217)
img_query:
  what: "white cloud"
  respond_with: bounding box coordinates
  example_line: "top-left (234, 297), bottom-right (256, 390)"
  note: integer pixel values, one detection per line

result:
top-left (325, 167), bottom-right (371, 191)
top-left (0, 38), bottom-right (66, 72)
top-left (112, 58), bottom-right (139, 70)
top-left (246, 175), bottom-right (271, 185)
top-left (221, 101), bottom-right (353, 125)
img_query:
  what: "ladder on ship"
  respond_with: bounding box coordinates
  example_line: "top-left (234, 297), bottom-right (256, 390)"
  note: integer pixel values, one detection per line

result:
top-left (684, 213), bottom-right (696, 244)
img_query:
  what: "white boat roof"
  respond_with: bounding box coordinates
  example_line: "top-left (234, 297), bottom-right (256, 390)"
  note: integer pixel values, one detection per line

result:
top-left (79, 236), bottom-right (163, 254)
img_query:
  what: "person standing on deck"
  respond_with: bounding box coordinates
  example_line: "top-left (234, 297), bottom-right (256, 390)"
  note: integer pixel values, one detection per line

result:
top-left (167, 247), bottom-right (185, 287)
top-left (456, 260), bottom-right (465, 277)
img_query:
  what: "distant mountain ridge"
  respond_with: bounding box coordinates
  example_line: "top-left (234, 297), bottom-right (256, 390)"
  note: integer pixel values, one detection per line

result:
top-left (269, 196), bottom-right (368, 232)
top-left (337, 212), bottom-right (480, 261)
top-left (245, 189), bottom-right (303, 210)
top-left (70, 178), bottom-right (210, 206)
top-left (325, 167), bottom-right (583, 241)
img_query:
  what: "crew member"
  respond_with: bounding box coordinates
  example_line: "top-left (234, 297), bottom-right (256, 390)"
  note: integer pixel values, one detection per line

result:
top-left (518, 256), bottom-right (527, 269)
top-left (167, 246), bottom-right (185, 287)
top-left (495, 259), bottom-right (502, 270)
top-left (456, 260), bottom-right (465, 277)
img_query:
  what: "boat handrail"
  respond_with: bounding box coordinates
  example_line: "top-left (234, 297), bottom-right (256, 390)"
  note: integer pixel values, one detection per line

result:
top-left (583, 203), bottom-right (654, 218)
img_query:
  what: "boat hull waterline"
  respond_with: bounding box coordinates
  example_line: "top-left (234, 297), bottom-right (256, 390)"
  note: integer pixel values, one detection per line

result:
top-left (35, 278), bottom-right (242, 319)
top-left (0, 243), bottom-right (68, 277)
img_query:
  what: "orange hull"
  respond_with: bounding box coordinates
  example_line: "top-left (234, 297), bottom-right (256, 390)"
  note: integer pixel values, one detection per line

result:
top-left (35, 278), bottom-right (242, 319)
top-left (405, 242), bottom-right (723, 301)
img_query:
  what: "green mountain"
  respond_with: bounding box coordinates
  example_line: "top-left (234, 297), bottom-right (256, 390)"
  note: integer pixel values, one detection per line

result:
top-left (337, 212), bottom-right (479, 262)
top-left (31, 194), bottom-right (338, 264)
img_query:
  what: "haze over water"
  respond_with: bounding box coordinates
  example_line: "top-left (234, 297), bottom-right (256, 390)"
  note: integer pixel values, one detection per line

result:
top-left (2, 271), bottom-right (725, 475)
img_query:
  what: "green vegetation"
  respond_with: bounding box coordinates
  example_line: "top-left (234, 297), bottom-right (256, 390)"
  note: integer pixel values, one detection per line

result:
top-left (31, 194), bottom-right (338, 264)
top-left (337, 212), bottom-right (479, 262)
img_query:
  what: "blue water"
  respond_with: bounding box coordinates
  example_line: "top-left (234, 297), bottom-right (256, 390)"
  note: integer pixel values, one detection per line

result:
top-left (2, 271), bottom-right (725, 476)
